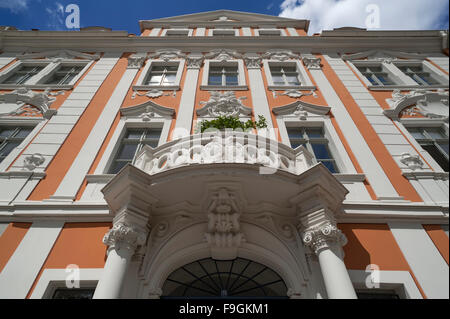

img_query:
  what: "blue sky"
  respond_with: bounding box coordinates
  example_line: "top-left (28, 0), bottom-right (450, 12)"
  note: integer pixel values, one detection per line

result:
top-left (0, 0), bottom-right (448, 35)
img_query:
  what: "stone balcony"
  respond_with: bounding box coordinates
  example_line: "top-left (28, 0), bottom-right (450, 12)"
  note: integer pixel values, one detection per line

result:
top-left (133, 131), bottom-right (317, 176)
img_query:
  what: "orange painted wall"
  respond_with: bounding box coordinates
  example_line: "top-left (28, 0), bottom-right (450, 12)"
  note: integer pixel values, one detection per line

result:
top-left (340, 223), bottom-right (426, 298)
top-left (27, 54), bottom-right (130, 200)
top-left (423, 225), bottom-right (449, 265)
top-left (0, 222), bottom-right (32, 272)
top-left (26, 222), bottom-right (111, 298)
top-left (320, 55), bottom-right (422, 202)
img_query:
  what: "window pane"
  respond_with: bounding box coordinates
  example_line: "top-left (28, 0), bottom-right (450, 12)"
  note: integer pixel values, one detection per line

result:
top-left (0, 128), bottom-right (16, 138)
top-left (225, 75), bottom-right (238, 85)
top-left (320, 160), bottom-right (338, 173)
top-left (422, 144), bottom-right (449, 172)
top-left (272, 75), bottom-right (284, 85)
top-left (125, 130), bottom-right (144, 139)
top-left (163, 73), bottom-right (176, 84)
top-left (116, 143), bottom-right (138, 160)
top-left (425, 128), bottom-right (446, 139)
top-left (0, 141), bottom-right (20, 158)
top-left (376, 74), bottom-right (393, 85)
top-left (109, 160), bottom-right (130, 174)
top-left (144, 129), bottom-right (162, 139)
top-left (286, 128), bottom-right (304, 139)
top-left (305, 128), bottom-right (324, 138)
top-left (208, 75), bottom-right (222, 85)
top-left (438, 143), bottom-right (449, 156)
top-left (14, 128), bottom-right (33, 139)
top-left (407, 128), bottom-right (425, 139)
top-left (311, 143), bottom-right (332, 159)
top-left (286, 75), bottom-right (300, 85)
top-left (147, 74), bottom-right (162, 85)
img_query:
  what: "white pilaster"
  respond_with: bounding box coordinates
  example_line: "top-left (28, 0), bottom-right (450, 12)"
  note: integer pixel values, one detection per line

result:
top-left (50, 54), bottom-right (142, 201)
top-left (173, 54), bottom-right (203, 139)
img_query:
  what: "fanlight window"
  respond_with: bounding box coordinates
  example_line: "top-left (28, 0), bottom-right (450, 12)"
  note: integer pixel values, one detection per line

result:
top-left (162, 258), bottom-right (288, 298)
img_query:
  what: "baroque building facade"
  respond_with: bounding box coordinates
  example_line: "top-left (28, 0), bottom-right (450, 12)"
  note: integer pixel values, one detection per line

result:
top-left (0, 10), bottom-right (448, 299)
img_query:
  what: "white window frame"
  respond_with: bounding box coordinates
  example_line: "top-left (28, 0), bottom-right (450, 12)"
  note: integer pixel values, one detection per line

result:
top-left (134, 59), bottom-right (185, 90)
top-left (0, 118), bottom-right (45, 172)
top-left (263, 60), bottom-right (315, 90)
top-left (277, 116), bottom-right (357, 175)
top-left (95, 118), bottom-right (172, 175)
top-left (393, 60), bottom-right (449, 87)
top-left (161, 28), bottom-right (193, 37)
top-left (29, 268), bottom-right (102, 299)
top-left (255, 28), bottom-right (286, 36)
top-left (201, 59), bottom-right (247, 90)
top-left (397, 118), bottom-right (449, 172)
top-left (349, 60), bottom-right (449, 90)
top-left (0, 59), bottom-right (91, 90)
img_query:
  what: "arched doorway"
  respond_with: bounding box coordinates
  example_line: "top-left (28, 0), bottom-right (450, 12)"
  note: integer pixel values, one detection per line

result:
top-left (161, 258), bottom-right (288, 298)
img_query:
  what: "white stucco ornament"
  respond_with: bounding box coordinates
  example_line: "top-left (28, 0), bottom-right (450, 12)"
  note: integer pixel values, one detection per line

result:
top-left (197, 91), bottom-right (251, 117)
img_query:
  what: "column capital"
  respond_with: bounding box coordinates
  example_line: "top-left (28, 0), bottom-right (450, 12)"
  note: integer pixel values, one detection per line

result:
top-left (244, 54), bottom-right (262, 69)
top-left (103, 222), bottom-right (147, 253)
top-left (301, 221), bottom-right (347, 255)
top-left (128, 53), bottom-right (147, 69)
top-left (302, 55), bottom-right (322, 70)
top-left (186, 54), bottom-right (204, 69)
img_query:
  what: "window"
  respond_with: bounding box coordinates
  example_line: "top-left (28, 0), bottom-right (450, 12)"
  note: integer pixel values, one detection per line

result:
top-left (109, 128), bottom-right (162, 174)
top-left (201, 60), bottom-right (246, 90)
top-left (144, 64), bottom-right (178, 86)
top-left (256, 29), bottom-right (283, 36)
top-left (0, 126), bottom-right (34, 163)
top-left (263, 60), bottom-right (314, 90)
top-left (1, 65), bottom-right (46, 84)
top-left (357, 66), bottom-right (394, 86)
top-left (41, 65), bottom-right (85, 85)
top-left (270, 65), bottom-right (300, 86)
top-left (135, 60), bottom-right (185, 89)
top-left (0, 60), bottom-right (90, 87)
top-left (406, 126), bottom-right (448, 172)
top-left (208, 66), bottom-right (238, 86)
top-left (52, 288), bottom-right (95, 299)
top-left (397, 65), bottom-right (439, 86)
top-left (164, 29), bottom-right (191, 36)
top-left (287, 126), bottom-right (339, 173)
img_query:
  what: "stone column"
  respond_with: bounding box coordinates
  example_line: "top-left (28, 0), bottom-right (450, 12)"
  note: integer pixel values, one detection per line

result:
top-left (300, 212), bottom-right (357, 299)
top-left (93, 222), bottom-right (147, 299)
top-left (292, 165), bottom-right (357, 299)
top-left (93, 165), bottom-right (156, 299)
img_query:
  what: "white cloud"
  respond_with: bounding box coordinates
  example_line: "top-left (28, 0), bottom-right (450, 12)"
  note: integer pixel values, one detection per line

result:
top-left (0, 0), bottom-right (28, 13)
top-left (279, 0), bottom-right (449, 34)
top-left (45, 2), bottom-right (65, 30)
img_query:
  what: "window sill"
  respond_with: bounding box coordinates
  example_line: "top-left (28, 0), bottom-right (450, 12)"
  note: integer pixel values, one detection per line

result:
top-left (133, 85), bottom-right (180, 91)
top-left (368, 84), bottom-right (449, 91)
top-left (200, 85), bottom-right (248, 91)
top-left (268, 85), bottom-right (316, 91)
top-left (0, 84), bottom-right (74, 90)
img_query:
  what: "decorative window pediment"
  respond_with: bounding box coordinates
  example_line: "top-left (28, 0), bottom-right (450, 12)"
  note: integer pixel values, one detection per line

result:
top-left (120, 100), bottom-right (175, 121)
top-left (342, 50), bottom-right (426, 63)
top-left (17, 50), bottom-right (100, 61)
top-left (204, 49), bottom-right (242, 62)
top-left (384, 89), bottom-right (449, 121)
top-left (148, 49), bottom-right (187, 62)
top-left (272, 100), bottom-right (330, 119)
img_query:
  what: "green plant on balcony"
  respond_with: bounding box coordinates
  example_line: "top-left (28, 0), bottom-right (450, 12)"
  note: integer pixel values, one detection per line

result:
top-left (198, 115), bottom-right (268, 133)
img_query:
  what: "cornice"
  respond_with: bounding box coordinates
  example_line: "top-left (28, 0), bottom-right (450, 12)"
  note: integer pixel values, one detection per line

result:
top-left (0, 34), bottom-right (444, 53)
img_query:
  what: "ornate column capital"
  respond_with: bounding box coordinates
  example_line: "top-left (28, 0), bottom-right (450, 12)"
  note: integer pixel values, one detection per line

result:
top-left (128, 53), bottom-right (147, 69)
top-left (302, 55), bottom-right (322, 70)
top-left (301, 222), bottom-right (347, 255)
top-left (186, 55), bottom-right (204, 69)
top-left (244, 54), bottom-right (262, 69)
top-left (103, 222), bottom-right (148, 253)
